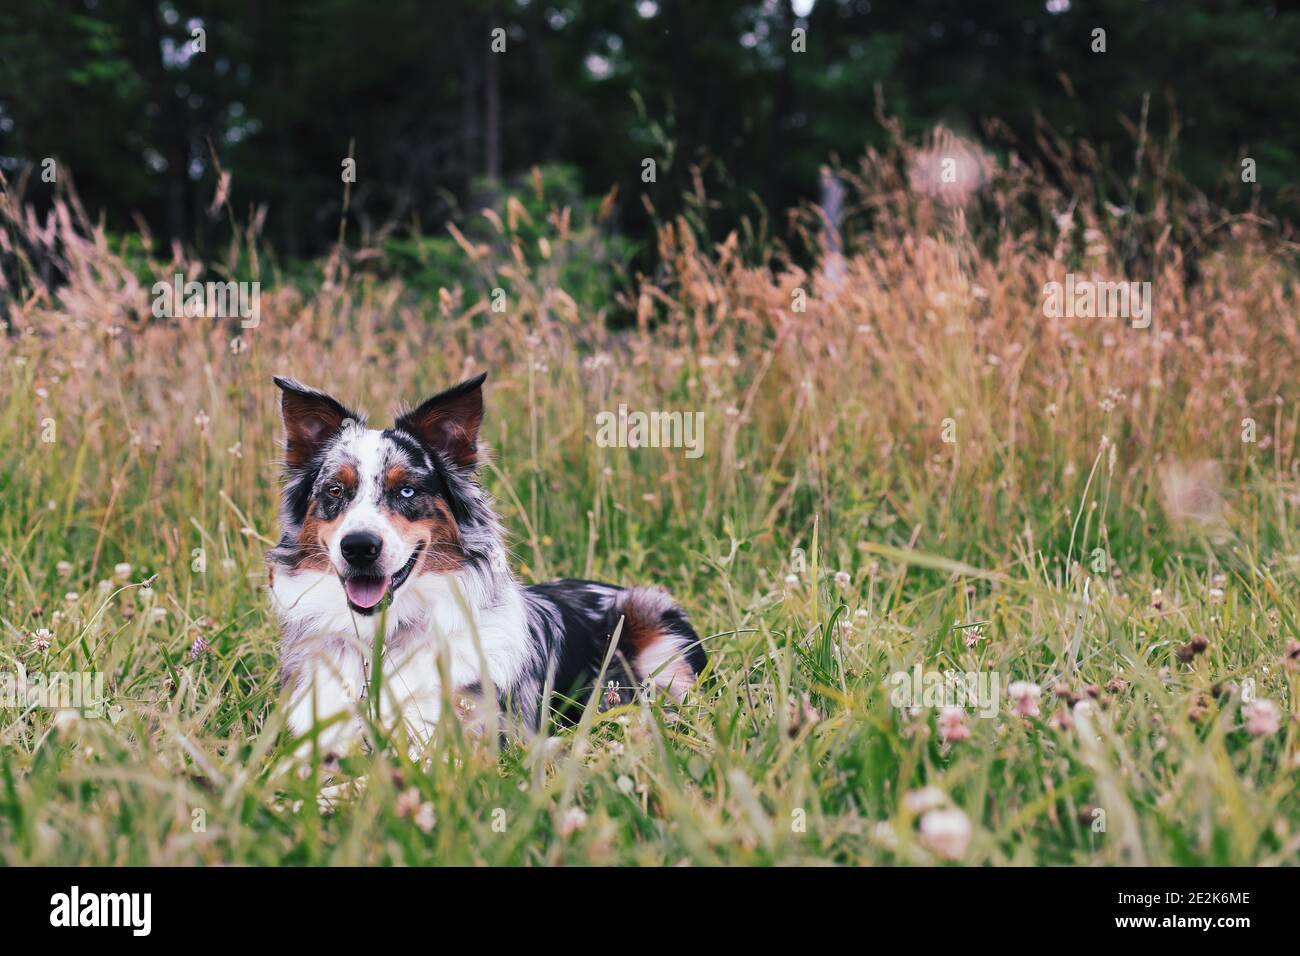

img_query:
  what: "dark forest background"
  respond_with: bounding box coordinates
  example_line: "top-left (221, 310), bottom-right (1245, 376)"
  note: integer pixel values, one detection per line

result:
top-left (2, 0), bottom-right (1299, 270)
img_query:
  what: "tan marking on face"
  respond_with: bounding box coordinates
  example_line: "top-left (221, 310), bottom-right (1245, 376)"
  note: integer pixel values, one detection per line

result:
top-left (296, 499), bottom-right (343, 571)
top-left (386, 497), bottom-right (465, 574)
top-left (383, 465), bottom-right (409, 491)
top-left (337, 464), bottom-right (359, 490)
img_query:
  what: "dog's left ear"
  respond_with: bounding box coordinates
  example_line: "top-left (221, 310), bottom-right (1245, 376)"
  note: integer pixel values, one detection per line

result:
top-left (395, 372), bottom-right (487, 468)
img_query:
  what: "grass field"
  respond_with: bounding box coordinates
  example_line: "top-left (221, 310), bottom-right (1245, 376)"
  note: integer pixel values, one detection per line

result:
top-left (2, 128), bottom-right (1300, 866)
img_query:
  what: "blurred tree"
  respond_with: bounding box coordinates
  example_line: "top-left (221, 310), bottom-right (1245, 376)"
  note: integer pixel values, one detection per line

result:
top-left (1, 0), bottom-right (1296, 266)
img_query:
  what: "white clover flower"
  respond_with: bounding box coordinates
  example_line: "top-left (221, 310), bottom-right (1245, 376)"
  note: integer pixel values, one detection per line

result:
top-left (1243, 699), bottom-right (1281, 737)
top-left (557, 806), bottom-right (588, 837)
top-left (1008, 681), bottom-right (1042, 717)
top-left (919, 807), bottom-right (971, 861)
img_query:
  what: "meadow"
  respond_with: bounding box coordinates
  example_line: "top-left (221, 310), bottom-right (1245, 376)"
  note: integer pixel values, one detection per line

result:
top-left (2, 125), bottom-right (1299, 866)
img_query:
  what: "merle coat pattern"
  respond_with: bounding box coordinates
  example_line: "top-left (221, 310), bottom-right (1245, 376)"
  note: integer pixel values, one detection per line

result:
top-left (268, 372), bottom-right (705, 754)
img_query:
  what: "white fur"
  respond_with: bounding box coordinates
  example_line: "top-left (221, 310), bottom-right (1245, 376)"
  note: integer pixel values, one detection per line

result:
top-left (273, 430), bottom-right (531, 756)
top-left (329, 428), bottom-right (417, 579)
top-left (633, 634), bottom-right (696, 700)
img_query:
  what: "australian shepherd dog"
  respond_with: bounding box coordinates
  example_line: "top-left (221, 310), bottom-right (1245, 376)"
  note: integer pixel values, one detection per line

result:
top-left (267, 372), bottom-right (706, 756)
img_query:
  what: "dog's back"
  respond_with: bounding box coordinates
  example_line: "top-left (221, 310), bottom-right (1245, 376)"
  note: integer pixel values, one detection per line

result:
top-left (523, 580), bottom-right (706, 711)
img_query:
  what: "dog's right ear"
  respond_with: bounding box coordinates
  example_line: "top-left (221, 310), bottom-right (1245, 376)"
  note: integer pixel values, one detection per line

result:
top-left (273, 377), bottom-right (360, 469)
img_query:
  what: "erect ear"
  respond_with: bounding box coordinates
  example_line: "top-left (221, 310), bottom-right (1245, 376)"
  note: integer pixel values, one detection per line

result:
top-left (394, 372), bottom-right (487, 468)
top-left (273, 376), bottom-right (360, 469)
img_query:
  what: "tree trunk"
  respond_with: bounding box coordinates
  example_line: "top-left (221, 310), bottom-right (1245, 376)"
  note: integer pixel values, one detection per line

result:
top-left (485, 34), bottom-right (501, 182)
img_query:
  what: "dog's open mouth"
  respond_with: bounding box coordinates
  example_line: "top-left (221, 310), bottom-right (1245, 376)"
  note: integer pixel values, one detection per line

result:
top-left (342, 544), bottom-right (422, 614)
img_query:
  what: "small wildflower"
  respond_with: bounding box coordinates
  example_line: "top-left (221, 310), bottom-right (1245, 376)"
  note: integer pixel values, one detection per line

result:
top-left (1150, 588), bottom-right (1163, 610)
top-left (1211, 680), bottom-right (1237, 699)
top-left (227, 441), bottom-right (243, 458)
top-left (1007, 681), bottom-right (1042, 718)
top-left (1285, 640), bottom-right (1300, 669)
top-left (616, 775), bottom-right (635, 795)
top-left (1053, 683), bottom-right (1079, 705)
top-left (919, 808), bottom-right (971, 861)
top-left (64, 591), bottom-right (79, 604)
top-left (1175, 634), bottom-right (1209, 663)
top-left (395, 787), bottom-right (422, 819)
top-left (557, 806), bottom-right (588, 837)
top-left (414, 803), bottom-right (437, 833)
top-left (30, 628), bottom-right (52, 651)
top-left (1105, 676), bottom-right (1128, 694)
top-left (937, 706), bottom-right (971, 743)
top-left (194, 410), bottom-right (210, 431)
top-left (114, 562), bottom-right (132, 583)
top-left (783, 573), bottom-right (799, 587)
top-left (56, 560), bottom-right (73, 578)
top-left (152, 607), bottom-right (168, 623)
top-left (1048, 707), bottom-right (1074, 731)
top-left (1243, 699), bottom-right (1281, 737)
top-left (603, 680), bottom-right (621, 708)
top-left (188, 635), bottom-right (210, 660)
top-left (834, 570), bottom-right (851, 590)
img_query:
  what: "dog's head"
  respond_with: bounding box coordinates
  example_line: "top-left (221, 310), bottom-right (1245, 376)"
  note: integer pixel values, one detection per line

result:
top-left (270, 372), bottom-right (487, 615)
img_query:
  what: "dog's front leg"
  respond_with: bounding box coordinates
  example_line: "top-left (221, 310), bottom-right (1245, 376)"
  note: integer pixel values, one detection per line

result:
top-left (285, 641), bottom-right (367, 761)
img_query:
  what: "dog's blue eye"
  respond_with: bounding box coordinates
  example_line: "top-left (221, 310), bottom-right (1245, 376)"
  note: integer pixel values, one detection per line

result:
top-left (399, 486), bottom-right (416, 499)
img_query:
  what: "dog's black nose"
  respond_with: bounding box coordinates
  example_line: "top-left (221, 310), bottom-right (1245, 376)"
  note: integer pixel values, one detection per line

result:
top-left (340, 531), bottom-right (383, 565)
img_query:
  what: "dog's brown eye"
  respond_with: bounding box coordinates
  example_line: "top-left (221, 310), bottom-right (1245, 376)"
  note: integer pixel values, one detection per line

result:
top-left (326, 483), bottom-right (343, 498)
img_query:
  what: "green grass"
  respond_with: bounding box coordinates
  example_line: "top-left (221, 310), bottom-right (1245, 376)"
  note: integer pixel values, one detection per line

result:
top-left (2, 388), bottom-right (1297, 865)
top-left (3, 133), bottom-right (1300, 865)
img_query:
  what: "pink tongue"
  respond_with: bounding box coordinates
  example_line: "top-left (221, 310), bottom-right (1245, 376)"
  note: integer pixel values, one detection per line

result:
top-left (344, 576), bottom-right (389, 609)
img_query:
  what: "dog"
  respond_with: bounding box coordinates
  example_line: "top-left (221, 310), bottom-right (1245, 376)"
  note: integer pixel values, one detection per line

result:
top-left (267, 372), bottom-right (705, 756)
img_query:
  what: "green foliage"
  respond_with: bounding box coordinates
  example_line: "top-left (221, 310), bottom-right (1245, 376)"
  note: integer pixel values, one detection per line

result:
top-left (2, 0), bottom-right (1297, 264)
top-left (376, 164), bottom-right (636, 316)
